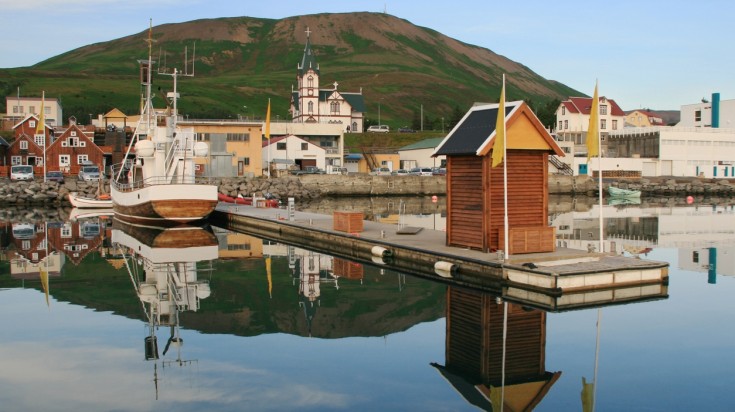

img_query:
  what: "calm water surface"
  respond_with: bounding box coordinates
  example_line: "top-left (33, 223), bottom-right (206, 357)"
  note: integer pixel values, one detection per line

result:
top-left (1, 196), bottom-right (734, 411)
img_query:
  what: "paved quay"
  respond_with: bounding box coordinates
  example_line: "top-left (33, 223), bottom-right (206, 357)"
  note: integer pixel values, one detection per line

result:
top-left (211, 202), bottom-right (669, 309)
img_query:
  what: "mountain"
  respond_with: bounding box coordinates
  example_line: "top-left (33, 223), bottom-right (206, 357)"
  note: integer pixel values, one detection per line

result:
top-left (0, 13), bottom-right (580, 129)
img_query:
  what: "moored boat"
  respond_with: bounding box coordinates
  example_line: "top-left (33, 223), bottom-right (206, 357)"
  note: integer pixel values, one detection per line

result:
top-left (607, 186), bottom-right (641, 198)
top-left (110, 22), bottom-right (217, 226)
top-left (68, 192), bottom-right (113, 209)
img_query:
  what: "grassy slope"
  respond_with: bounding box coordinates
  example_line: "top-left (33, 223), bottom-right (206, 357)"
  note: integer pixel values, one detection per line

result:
top-left (0, 13), bottom-right (580, 130)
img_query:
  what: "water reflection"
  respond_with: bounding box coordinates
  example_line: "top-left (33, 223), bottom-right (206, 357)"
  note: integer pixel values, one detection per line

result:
top-left (0, 197), bottom-right (734, 410)
top-left (111, 220), bottom-right (218, 398)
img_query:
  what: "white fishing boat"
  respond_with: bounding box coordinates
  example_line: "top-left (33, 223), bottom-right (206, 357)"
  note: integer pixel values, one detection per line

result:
top-left (109, 22), bottom-right (217, 226)
top-left (68, 192), bottom-right (113, 209)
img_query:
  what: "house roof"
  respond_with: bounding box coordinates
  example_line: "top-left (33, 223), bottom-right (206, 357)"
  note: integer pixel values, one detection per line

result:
top-left (262, 134), bottom-right (325, 151)
top-left (0, 137), bottom-right (9, 147)
top-left (104, 108), bottom-right (128, 119)
top-left (433, 102), bottom-right (517, 156)
top-left (341, 93), bottom-right (366, 112)
top-left (434, 101), bottom-right (563, 157)
top-left (563, 96), bottom-right (625, 116)
top-left (399, 137), bottom-right (445, 151)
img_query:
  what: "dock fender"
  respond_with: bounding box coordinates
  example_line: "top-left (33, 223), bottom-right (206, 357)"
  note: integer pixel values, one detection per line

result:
top-left (371, 246), bottom-right (393, 258)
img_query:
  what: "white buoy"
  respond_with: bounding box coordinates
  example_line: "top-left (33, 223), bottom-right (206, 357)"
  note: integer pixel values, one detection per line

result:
top-left (371, 246), bottom-right (393, 258)
top-left (434, 261), bottom-right (457, 276)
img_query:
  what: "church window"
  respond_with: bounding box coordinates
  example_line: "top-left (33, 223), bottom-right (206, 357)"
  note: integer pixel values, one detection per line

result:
top-left (330, 101), bottom-right (340, 115)
top-left (307, 76), bottom-right (314, 88)
top-left (308, 101), bottom-right (314, 114)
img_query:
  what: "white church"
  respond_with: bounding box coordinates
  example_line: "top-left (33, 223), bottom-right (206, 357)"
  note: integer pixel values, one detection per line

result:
top-left (289, 28), bottom-right (366, 133)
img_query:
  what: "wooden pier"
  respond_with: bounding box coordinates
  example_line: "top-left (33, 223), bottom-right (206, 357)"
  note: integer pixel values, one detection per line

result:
top-left (211, 203), bottom-right (669, 311)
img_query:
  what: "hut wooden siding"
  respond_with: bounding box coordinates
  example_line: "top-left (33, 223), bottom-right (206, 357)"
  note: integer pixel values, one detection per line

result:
top-left (486, 150), bottom-right (549, 251)
top-left (447, 155), bottom-right (484, 249)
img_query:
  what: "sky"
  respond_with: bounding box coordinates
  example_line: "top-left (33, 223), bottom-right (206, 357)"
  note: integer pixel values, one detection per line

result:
top-left (1, 0), bottom-right (733, 110)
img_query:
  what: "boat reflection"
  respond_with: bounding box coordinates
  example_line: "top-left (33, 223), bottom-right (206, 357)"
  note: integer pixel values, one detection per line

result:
top-left (111, 219), bottom-right (218, 398)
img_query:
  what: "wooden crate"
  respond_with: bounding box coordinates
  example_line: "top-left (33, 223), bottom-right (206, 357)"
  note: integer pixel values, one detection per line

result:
top-left (499, 226), bottom-right (556, 255)
top-left (333, 211), bottom-right (364, 233)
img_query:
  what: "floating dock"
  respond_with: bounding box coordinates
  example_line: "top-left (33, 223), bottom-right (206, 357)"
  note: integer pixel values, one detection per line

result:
top-left (211, 203), bottom-right (669, 311)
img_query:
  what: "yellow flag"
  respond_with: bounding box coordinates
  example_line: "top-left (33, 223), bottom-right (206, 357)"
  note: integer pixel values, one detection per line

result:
top-left (491, 76), bottom-right (506, 168)
top-left (587, 82), bottom-right (599, 162)
top-left (35, 91), bottom-right (45, 136)
top-left (265, 99), bottom-right (271, 140)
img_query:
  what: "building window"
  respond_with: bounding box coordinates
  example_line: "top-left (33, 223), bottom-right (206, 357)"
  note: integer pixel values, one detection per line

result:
top-left (307, 76), bottom-right (314, 88)
top-left (226, 133), bottom-right (250, 142)
top-left (20, 140), bottom-right (28, 150)
top-left (693, 251), bottom-right (699, 263)
top-left (35, 135), bottom-right (45, 146)
top-left (695, 110), bottom-right (702, 122)
top-left (600, 105), bottom-right (607, 115)
top-left (612, 120), bottom-right (618, 130)
top-left (11, 156), bottom-right (21, 165)
top-left (277, 142), bottom-right (286, 150)
top-left (61, 224), bottom-right (72, 238)
top-left (330, 101), bottom-right (340, 115)
top-left (243, 157), bottom-right (250, 166)
top-left (558, 121), bottom-right (562, 130)
top-left (77, 155), bottom-right (89, 164)
top-left (308, 101), bottom-right (314, 113)
top-left (562, 106), bottom-right (566, 115)
top-left (564, 120), bottom-right (568, 129)
top-left (30, 120), bottom-right (36, 128)
top-left (601, 119), bottom-right (607, 130)
top-left (35, 157), bottom-right (43, 166)
top-left (301, 143), bottom-right (308, 150)
top-left (68, 137), bottom-right (79, 147)
top-left (59, 155), bottom-right (70, 168)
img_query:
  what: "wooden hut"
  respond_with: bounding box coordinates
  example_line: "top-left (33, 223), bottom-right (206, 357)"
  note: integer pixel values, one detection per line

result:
top-left (433, 101), bottom-right (564, 254)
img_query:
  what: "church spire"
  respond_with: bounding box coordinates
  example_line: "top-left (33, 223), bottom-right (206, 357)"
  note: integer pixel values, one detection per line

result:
top-left (298, 26), bottom-right (319, 76)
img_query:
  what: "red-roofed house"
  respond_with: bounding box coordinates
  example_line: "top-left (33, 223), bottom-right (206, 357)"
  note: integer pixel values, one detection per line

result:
top-left (46, 120), bottom-right (105, 175)
top-left (554, 96), bottom-right (626, 163)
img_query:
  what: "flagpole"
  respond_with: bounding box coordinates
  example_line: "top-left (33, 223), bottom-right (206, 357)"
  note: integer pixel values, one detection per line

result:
top-left (597, 124), bottom-right (603, 253)
top-left (502, 76), bottom-right (509, 261)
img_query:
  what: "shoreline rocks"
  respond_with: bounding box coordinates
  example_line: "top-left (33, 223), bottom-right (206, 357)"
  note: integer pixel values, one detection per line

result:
top-left (1, 175), bottom-right (733, 206)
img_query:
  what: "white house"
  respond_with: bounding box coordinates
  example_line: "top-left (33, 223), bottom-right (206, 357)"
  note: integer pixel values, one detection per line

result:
top-left (4, 95), bottom-right (63, 128)
top-left (289, 27), bottom-right (366, 133)
top-left (554, 96), bottom-right (626, 157)
top-left (397, 137), bottom-right (445, 170)
top-left (262, 134), bottom-right (326, 172)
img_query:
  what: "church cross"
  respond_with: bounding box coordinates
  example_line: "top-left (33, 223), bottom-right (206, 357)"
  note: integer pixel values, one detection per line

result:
top-left (305, 27), bottom-right (311, 38)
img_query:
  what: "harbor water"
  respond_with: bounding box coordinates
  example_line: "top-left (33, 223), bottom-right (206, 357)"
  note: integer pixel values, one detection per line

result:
top-left (0, 195), bottom-right (733, 411)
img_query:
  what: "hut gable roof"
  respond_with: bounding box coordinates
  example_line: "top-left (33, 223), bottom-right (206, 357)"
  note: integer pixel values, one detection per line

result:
top-left (433, 101), bottom-right (563, 157)
top-left (104, 108), bottom-right (128, 119)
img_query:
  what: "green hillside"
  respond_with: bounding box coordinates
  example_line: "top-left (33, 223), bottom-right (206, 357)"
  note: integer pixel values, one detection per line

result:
top-left (0, 13), bottom-right (579, 130)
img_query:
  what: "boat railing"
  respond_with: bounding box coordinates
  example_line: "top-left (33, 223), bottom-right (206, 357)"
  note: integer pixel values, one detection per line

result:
top-left (110, 164), bottom-right (215, 191)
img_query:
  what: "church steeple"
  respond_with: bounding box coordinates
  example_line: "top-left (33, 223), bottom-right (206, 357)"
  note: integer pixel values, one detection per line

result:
top-left (298, 27), bottom-right (319, 76)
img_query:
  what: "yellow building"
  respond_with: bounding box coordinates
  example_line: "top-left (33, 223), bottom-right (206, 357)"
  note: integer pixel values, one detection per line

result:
top-left (625, 109), bottom-right (665, 127)
top-left (180, 120), bottom-right (265, 177)
top-left (217, 233), bottom-right (264, 259)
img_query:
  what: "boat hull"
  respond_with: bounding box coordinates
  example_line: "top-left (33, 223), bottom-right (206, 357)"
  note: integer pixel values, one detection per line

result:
top-left (111, 184), bottom-right (218, 225)
top-left (607, 186), bottom-right (641, 198)
top-left (69, 192), bottom-right (113, 209)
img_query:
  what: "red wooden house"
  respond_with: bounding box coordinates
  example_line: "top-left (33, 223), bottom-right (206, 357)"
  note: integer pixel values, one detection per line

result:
top-left (7, 114), bottom-right (52, 174)
top-left (46, 119), bottom-right (105, 175)
top-left (47, 218), bottom-right (106, 265)
top-left (433, 101), bottom-right (564, 255)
